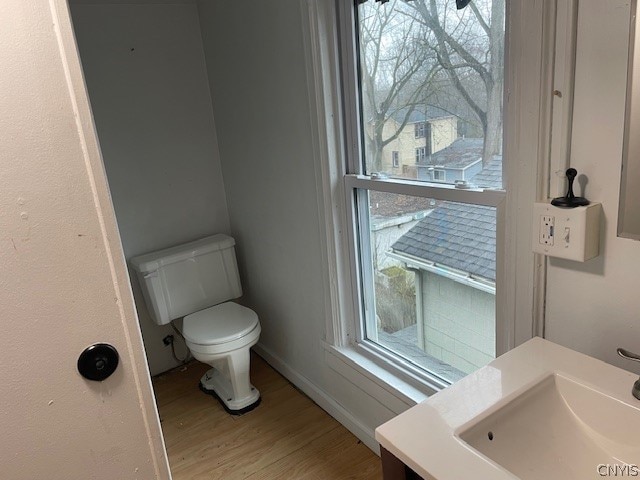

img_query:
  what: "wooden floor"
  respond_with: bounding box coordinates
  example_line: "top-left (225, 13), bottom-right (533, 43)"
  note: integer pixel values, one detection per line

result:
top-left (152, 353), bottom-right (382, 480)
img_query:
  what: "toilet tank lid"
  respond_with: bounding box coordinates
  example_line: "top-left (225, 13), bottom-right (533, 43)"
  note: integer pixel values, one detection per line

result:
top-left (130, 234), bottom-right (235, 274)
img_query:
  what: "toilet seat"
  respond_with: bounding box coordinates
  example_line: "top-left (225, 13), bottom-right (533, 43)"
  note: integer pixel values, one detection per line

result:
top-left (183, 302), bottom-right (259, 346)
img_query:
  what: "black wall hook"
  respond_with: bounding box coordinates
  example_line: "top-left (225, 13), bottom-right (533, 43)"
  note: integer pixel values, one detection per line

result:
top-left (551, 168), bottom-right (590, 208)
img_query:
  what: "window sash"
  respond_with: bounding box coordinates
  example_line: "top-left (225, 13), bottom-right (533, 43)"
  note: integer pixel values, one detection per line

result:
top-left (330, 0), bottom-right (547, 390)
top-left (343, 175), bottom-right (506, 386)
top-left (344, 175), bottom-right (505, 207)
top-left (338, 0), bottom-right (510, 383)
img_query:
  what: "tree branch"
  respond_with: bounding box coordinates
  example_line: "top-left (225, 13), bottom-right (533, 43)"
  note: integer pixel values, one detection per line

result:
top-left (468, 2), bottom-right (490, 35)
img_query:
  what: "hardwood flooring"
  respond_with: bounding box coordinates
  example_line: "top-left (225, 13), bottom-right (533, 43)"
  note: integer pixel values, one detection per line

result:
top-left (152, 353), bottom-right (382, 480)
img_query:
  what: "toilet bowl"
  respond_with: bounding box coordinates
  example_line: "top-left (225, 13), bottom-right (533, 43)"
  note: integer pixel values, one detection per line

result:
top-left (183, 302), bottom-right (261, 412)
top-left (130, 234), bottom-right (261, 415)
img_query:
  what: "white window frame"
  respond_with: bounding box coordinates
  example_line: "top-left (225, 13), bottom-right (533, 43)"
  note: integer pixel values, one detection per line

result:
top-left (391, 151), bottom-right (399, 168)
top-left (432, 169), bottom-right (445, 181)
top-left (415, 146), bottom-right (427, 163)
top-left (301, 0), bottom-right (556, 400)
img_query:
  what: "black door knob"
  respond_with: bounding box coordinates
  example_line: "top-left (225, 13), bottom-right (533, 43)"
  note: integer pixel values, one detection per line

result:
top-left (77, 343), bottom-right (119, 381)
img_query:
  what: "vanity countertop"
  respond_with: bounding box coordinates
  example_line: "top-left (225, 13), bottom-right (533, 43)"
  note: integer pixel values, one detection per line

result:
top-left (375, 337), bottom-right (640, 480)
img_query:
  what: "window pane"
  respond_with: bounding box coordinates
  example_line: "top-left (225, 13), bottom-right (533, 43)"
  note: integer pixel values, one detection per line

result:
top-left (357, 0), bottom-right (504, 189)
top-left (362, 190), bottom-right (496, 383)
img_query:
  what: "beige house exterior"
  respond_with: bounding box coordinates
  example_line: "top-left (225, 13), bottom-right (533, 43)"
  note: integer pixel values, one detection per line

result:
top-left (379, 113), bottom-right (458, 176)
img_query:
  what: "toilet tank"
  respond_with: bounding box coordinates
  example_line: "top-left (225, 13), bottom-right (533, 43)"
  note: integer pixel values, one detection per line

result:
top-left (130, 234), bottom-right (243, 325)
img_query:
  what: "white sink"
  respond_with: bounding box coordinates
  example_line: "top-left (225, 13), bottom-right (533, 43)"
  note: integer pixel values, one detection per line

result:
top-left (459, 374), bottom-right (640, 479)
top-left (376, 338), bottom-right (640, 480)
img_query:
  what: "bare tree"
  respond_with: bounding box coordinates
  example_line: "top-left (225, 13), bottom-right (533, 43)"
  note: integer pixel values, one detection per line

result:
top-left (358, 0), bottom-right (440, 172)
top-left (359, 0), bottom-right (504, 169)
top-left (407, 0), bottom-right (505, 165)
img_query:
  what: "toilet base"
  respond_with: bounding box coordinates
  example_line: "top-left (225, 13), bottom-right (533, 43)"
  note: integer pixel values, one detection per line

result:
top-left (199, 368), bottom-right (260, 415)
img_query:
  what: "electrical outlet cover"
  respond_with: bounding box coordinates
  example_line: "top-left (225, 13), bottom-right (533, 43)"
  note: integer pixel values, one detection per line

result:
top-left (532, 202), bottom-right (601, 262)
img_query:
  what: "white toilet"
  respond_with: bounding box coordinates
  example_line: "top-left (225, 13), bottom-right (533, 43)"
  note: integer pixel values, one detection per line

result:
top-left (130, 234), bottom-right (261, 414)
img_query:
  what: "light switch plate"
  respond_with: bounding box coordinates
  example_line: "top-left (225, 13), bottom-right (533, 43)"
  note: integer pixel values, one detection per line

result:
top-left (532, 202), bottom-right (602, 261)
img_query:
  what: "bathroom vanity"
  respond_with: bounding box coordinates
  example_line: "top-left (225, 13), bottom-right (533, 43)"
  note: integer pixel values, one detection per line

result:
top-left (380, 447), bottom-right (423, 480)
top-left (376, 338), bottom-right (640, 480)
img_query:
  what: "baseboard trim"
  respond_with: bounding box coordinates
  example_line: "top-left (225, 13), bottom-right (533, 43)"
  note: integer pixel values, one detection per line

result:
top-left (252, 342), bottom-right (380, 455)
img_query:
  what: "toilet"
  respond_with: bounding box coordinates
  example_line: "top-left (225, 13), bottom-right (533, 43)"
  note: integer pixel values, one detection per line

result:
top-left (130, 234), bottom-right (261, 414)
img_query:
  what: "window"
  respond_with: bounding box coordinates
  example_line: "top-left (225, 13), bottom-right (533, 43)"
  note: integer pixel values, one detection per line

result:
top-left (392, 151), bottom-right (399, 168)
top-left (365, 193), bottom-right (496, 381)
top-left (342, 0), bottom-right (507, 385)
top-left (432, 169), bottom-right (445, 181)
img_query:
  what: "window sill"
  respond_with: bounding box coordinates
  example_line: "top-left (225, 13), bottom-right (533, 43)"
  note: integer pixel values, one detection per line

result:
top-left (323, 341), bottom-right (441, 414)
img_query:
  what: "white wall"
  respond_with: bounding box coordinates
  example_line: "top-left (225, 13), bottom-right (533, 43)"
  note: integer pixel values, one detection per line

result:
top-left (197, 0), bottom-right (404, 450)
top-left (71, 3), bottom-right (230, 375)
top-left (545, 0), bottom-right (640, 376)
top-left (197, 0), bottom-right (328, 385)
top-left (0, 1), bottom-right (169, 476)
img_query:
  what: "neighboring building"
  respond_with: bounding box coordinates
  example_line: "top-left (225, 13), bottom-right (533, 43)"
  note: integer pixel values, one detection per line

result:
top-left (367, 192), bottom-right (438, 349)
top-left (387, 157), bottom-right (503, 375)
top-left (369, 191), bottom-right (436, 270)
top-left (376, 107), bottom-right (459, 175)
top-left (416, 138), bottom-right (484, 183)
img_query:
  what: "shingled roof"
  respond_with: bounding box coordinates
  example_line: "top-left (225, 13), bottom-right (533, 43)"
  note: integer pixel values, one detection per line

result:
top-left (392, 202), bottom-right (496, 282)
top-left (370, 191), bottom-right (436, 218)
top-left (421, 138), bottom-right (484, 169)
top-left (470, 155), bottom-right (503, 189)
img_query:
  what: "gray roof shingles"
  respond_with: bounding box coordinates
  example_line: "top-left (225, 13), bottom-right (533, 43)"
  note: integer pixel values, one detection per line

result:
top-left (370, 191), bottom-right (435, 217)
top-left (391, 158), bottom-right (504, 282)
top-left (420, 138), bottom-right (484, 169)
top-left (470, 155), bottom-right (503, 189)
top-left (392, 201), bottom-right (496, 282)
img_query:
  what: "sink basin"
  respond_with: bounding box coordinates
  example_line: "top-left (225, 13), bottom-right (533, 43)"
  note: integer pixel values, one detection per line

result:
top-left (459, 374), bottom-right (640, 479)
top-left (375, 338), bottom-right (640, 480)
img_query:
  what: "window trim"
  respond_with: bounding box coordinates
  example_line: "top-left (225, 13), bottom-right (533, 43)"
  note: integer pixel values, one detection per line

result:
top-left (340, 0), bottom-right (511, 385)
top-left (345, 176), bottom-right (506, 386)
top-left (432, 168), bottom-right (445, 181)
top-left (345, 175), bottom-right (505, 206)
top-left (301, 0), bottom-right (554, 398)
top-left (391, 151), bottom-right (399, 168)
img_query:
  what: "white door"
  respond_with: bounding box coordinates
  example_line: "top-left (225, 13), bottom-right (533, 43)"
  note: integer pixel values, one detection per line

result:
top-left (0, 1), bottom-right (171, 479)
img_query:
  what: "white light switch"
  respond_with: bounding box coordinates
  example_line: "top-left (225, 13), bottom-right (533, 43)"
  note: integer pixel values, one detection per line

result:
top-left (532, 202), bottom-right (601, 261)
